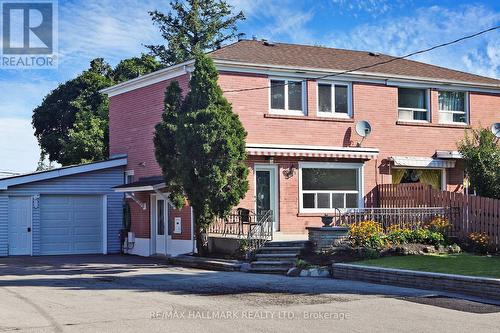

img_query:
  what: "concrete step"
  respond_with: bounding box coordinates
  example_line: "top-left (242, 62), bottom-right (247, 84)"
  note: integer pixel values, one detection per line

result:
top-left (251, 261), bottom-right (294, 267)
top-left (265, 241), bottom-right (310, 248)
top-left (167, 255), bottom-right (242, 271)
top-left (257, 246), bottom-right (304, 253)
top-left (247, 266), bottom-right (290, 274)
top-left (255, 253), bottom-right (298, 260)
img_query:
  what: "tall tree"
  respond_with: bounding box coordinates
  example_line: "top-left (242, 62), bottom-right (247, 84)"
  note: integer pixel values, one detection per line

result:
top-left (32, 58), bottom-right (112, 164)
top-left (147, 0), bottom-right (245, 65)
top-left (32, 55), bottom-right (161, 166)
top-left (458, 128), bottom-right (500, 199)
top-left (154, 53), bottom-right (248, 253)
top-left (112, 54), bottom-right (163, 82)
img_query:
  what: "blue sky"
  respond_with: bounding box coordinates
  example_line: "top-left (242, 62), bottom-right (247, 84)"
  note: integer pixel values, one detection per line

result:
top-left (0, 0), bottom-right (499, 172)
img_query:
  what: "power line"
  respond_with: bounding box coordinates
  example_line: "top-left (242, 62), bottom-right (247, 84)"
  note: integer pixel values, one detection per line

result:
top-left (223, 25), bottom-right (500, 93)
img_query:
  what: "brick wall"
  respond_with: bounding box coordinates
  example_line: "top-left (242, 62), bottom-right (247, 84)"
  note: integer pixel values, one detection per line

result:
top-left (110, 69), bottom-right (500, 235)
top-left (168, 204), bottom-right (192, 240)
top-left (110, 75), bottom-right (190, 240)
top-left (126, 192), bottom-right (150, 238)
top-left (109, 74), bottom-right (189, 180)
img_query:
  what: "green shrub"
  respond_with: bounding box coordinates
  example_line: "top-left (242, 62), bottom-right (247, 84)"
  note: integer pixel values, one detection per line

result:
top-left (467, 232), bottom-right (490, 254)
top-left (295, 259), bottom-right (310, 269)
top-left (363, 248), bottom-right (381, 259)
top-left (424, 217), bottom-right (451, 234)
top-left (386, 226), bottom-right (445, 246)
top-left (349, 221), bottom-right (446, 249)
top-left (386, 227), bottom-right (413, 245)
top-left (349, 221), bottom-right (385, 248)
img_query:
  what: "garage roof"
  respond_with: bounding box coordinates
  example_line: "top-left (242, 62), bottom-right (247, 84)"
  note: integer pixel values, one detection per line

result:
top-left (0, 157), bottom-right (127, 190)
top-left (113, 176), bottom-right (165, 192)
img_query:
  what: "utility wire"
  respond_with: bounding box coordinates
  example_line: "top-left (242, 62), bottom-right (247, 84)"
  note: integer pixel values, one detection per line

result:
top-left (223, 25), bottom-right (500, 93)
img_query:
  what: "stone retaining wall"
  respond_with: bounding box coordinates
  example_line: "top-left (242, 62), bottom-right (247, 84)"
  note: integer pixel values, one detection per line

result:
top-left (332, 263), bottom-right (500, 300)
top-left (307, 227), bottom-right (349, 251)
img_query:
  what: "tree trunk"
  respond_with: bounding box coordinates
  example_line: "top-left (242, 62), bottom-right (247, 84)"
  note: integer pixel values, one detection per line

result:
top-left (195, 224), bottom-right (208, 256)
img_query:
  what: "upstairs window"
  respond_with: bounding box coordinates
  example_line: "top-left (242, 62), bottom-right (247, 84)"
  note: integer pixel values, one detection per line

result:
top-left (270, 79), bottom-right (305, 115)
top-left (318, 82), bottom-right (351, 117)
top-left (439, 91), bottom-right (467, 124)
top-left (398, 88), bottom-right (429, 121)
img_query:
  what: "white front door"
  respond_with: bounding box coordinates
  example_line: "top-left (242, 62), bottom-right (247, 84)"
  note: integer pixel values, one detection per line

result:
top-left (255, 165), bottom-right (279, 231)
top-left (8, 196), bottom-right (32, 255)
top-left (155, 198), bottom-right (167, 254)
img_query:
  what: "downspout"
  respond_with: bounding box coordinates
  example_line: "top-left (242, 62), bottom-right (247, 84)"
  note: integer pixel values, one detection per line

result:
top-left (191, 207), bottom-right (196, 253)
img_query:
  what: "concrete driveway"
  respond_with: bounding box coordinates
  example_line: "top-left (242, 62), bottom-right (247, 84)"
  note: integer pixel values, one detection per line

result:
top-left (0, 255), bottom-right (499, 333)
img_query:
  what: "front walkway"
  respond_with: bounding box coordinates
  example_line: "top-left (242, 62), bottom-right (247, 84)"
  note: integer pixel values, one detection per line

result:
top-left (0, 255), bottom-right (499, 332)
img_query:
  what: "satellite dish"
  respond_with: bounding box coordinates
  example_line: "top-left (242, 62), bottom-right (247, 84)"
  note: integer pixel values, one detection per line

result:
top-left (355, 120), bottom-right (372, 147)
top-left (355, 120), bottom-right (372, 138)
top-left (491, 123), bottom-right (500, 138)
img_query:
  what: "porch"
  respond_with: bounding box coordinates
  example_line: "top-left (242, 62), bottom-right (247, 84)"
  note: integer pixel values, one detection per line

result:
top-left (207, 206), bottom-right (452, 258)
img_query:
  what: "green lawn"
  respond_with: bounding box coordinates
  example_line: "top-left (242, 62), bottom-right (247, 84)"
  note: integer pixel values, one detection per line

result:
top-left (355, 253), bottom-right (500, 279)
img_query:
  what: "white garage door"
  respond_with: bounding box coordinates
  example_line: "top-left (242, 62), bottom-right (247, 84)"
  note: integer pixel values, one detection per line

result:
top-left (40, 195), bottom-right (103, 255)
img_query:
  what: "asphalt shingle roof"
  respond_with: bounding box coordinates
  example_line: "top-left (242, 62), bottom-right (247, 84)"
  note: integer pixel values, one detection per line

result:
top-left (209, 40), bottom-right (500, 86)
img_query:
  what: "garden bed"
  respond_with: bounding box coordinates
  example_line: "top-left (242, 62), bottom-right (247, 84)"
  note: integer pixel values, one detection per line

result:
top-left (355, 253), bottom-right (500, 279)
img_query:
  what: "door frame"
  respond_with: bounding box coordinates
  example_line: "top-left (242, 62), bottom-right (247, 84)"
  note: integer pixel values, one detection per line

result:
top-left (254, 164), bottom-right (279, 231)
top-left (102, 195), bottom-right (108, 254)
top-left (8, 195), bottom-right (33, 256)
top-left (150, 194), bottom-right (170, 256)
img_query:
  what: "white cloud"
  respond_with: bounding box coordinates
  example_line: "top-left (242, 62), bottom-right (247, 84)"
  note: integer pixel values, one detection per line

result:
top-left (228, 0), bottom-right (315, 43)
top-left (227, 0), bottom-right (267, 17)
top-left (328, 5), bottom-right (500, 79)
top-left (329, 0), bottom-right (397, 17)
top-left (0, 118), bottom-right (40, 172)
top-left (0, 77), bottom-right (58, 119)
top-left (58, 0), bottom-right (164, 67)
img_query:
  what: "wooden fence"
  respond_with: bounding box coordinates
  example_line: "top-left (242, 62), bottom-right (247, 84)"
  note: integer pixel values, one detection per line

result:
top-left (377, 183), bottom-right (500, 249)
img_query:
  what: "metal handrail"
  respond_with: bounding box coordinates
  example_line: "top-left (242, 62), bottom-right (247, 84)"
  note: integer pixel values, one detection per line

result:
top-left (206, 209), bottom-right (274, 258)
top-left (330, 207), bottom-right (451, 231)
top-left (246, 210), bottom-right (273, 259)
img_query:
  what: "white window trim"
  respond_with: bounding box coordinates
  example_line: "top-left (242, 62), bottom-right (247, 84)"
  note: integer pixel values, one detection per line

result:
top-left (254, 163), bottom-right (279, 231)
top-left (125, 170), bottom-right (134, 184)
top-left (438, 90), bottom-right (469, 125)
top-left (298, 162), bottom-right (364, 213)
top-left (316, 81), bottom-right (352, 118)
top-left (269, 77), bottom-right (307, 116)
top-left (397, 87), bottom-right (431, 122)
top-left (124, 170), bottom-right (135, 199)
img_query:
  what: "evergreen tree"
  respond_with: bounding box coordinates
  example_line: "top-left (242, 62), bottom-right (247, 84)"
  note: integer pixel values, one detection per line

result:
top-left (147, 0), bottom-right (244, 65)
top-left (154, 53), bottom-right (248, 253)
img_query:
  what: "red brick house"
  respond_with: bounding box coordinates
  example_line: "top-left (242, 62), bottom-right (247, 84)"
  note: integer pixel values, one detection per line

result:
top-left (102, 40), bottom-right (500, 256)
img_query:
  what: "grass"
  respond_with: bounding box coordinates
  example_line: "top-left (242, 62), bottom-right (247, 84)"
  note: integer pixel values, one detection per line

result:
top-left (355, 253), bottom-right (500, 279)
